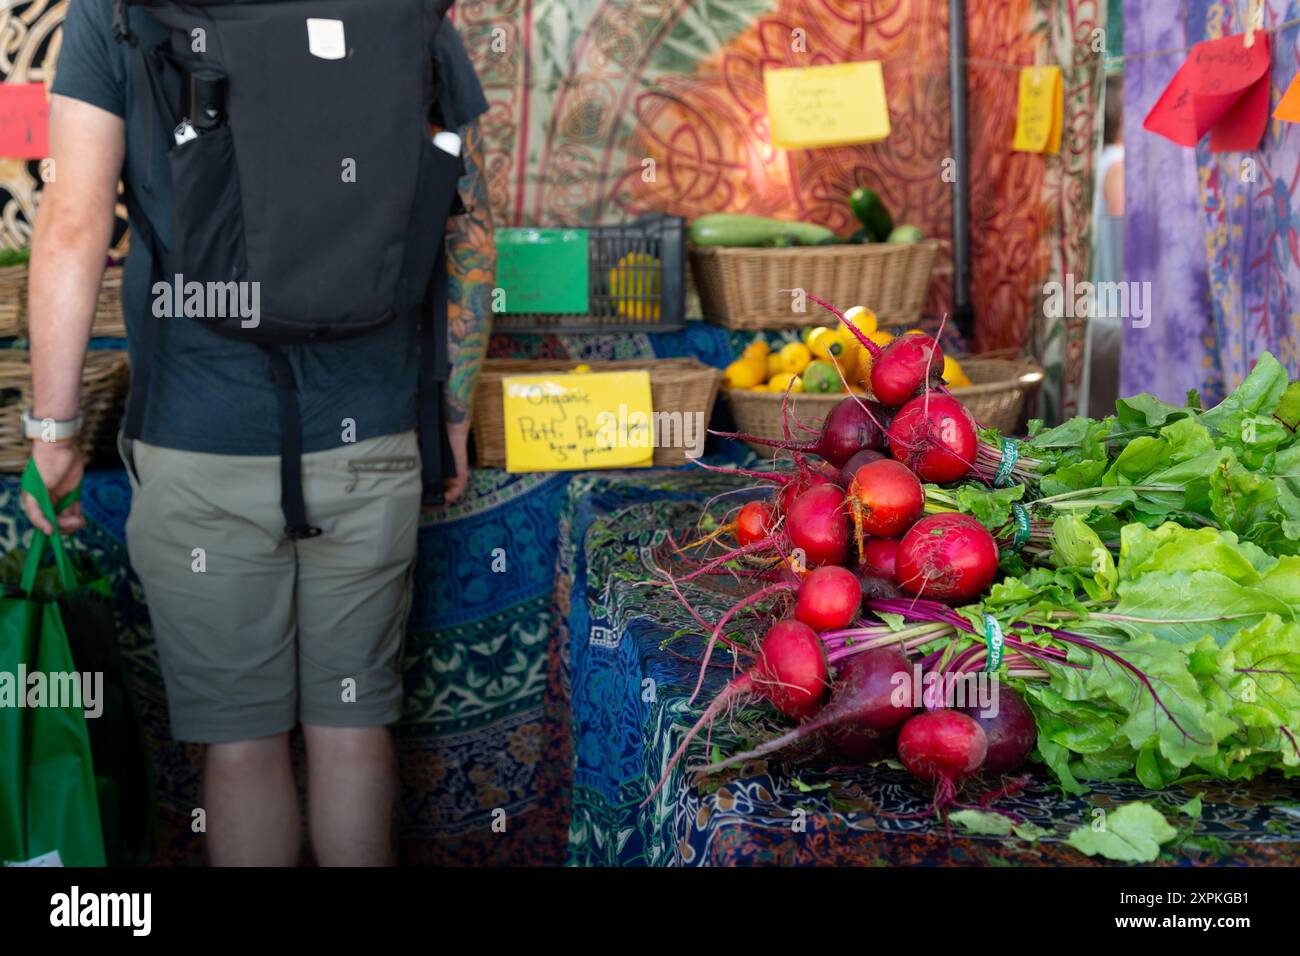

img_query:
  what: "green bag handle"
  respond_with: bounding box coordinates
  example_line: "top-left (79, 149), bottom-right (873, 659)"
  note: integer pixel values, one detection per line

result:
top-left (20, 458), bottom-right (81, 597)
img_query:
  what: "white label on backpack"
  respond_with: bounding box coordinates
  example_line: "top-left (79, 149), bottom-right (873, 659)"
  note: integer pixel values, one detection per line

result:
top-left (5, 850), bottom-right (63, 866)
top-left (306, 18), bottom-right (346, 60)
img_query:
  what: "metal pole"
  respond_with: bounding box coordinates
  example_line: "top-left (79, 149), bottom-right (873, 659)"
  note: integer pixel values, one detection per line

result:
top-left (948, 0), bottom-right (974, 341)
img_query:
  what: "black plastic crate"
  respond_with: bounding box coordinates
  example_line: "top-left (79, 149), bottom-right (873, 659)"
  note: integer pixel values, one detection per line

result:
top-left (491, 214), bottom-right (686, 334)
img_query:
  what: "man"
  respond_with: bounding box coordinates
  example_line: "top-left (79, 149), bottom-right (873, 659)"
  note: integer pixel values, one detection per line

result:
top-left (23, 0), bottom-right (494, 865)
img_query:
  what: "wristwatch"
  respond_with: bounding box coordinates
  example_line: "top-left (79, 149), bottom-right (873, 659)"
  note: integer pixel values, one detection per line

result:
top-left (22, 408), bottom-right (82, 442)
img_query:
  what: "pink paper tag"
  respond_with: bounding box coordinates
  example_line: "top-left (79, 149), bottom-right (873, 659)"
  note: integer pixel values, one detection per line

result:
top-left (1143, 33), bottom-right (1270, 152)
top-left (0, 83), bottom-right (49, 159)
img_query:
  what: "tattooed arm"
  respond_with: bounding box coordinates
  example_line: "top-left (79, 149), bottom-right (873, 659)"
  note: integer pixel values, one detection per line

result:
top-left (445, 117), bottom-right (495, 425)
top-left (439, 116), bottom-right (494, 502)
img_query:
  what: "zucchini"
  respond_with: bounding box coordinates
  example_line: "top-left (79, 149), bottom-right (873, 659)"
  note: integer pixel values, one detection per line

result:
top-left (848, 188), bottom-right (893, 242)
top-left (886, 225), bottom-right (924, 244)
top-left (689, 213), bottom-right (834, 248)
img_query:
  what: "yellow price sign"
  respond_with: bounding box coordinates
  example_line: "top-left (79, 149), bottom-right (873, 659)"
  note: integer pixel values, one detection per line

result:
top-left (764, 61), bottom-right (890, 149)
top-left (1012, 66), bottom-right (1063, 154)
top-left (502, 370), bottom-right (655, 472)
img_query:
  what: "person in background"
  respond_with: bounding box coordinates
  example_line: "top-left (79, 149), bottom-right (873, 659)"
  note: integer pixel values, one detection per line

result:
top-left (23, 1), bottom-right (494, 866)
top-left (1081, 71), bottom-right (1124, 418)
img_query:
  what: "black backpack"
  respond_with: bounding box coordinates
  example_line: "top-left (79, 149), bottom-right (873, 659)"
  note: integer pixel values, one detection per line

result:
top-left (112, 0), bottom-right (465, 536)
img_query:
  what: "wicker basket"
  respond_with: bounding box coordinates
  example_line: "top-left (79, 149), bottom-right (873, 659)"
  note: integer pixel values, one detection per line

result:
top-left (949, 356), bottom-right (1044, 434)
top-left (723, 355), bottom-right (1044, 457)
top-left (724, 388), bottom-right (848, 457)
top-left (691, 239), bottom-right (939, 330)
top-left (93, 266), bottom-right (127, 338)
top-left (0, 264), bottom-right (126, 338)
top-left (471, 358), bottom-right (722, 469)
top-left (0, 266), bottom-right (25, 337)
top-left (0, 350), bottom-right (131, 471)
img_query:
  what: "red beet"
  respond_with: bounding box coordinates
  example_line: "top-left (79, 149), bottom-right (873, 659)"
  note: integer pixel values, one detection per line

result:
top-left (785, 483), bottom-right (850, 568)
top-left (860, 537), bottom-right (900, 580)
top-left (895, 513), bottom-right (999, 604)
top-left (960, 686), bottom-right (1037, 775)
top-left (735, 500), bottom-right (773, 547)
top-left (794, 566), bottom-right (863, 632)
top-left (847, 459), bottom-right (924, 538)
top-left (896, 710), bottom-right (988, 786)
top-left (641, 620), bottom-right (828, 806)
top-left (777, 468), bottom-right (838, 514)
top-left (870, 334), bottom-right (945, 408)
top-left (887, 393), bottom-right (978, 484)
top-left (754, 619), bottom-right (831, 720)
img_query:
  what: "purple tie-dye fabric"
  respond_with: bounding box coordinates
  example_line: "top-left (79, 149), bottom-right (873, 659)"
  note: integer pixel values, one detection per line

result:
top-left (1124, 0), bottom-right (1300, 405)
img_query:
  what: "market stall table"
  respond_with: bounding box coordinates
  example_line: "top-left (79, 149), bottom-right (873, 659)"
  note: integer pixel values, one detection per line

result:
top-left (555, 467), bottom-right (1300, 866)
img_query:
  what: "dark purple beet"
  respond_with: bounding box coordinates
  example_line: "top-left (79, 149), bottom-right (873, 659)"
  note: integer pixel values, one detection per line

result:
top-left (816, 399), bottom-right (891, 467)
top-left (714, 397), bottom-right (890, 468)
top-left (700, 647), bottom-right (919, 773)
top-left (858, 574), bottom-right (905, 603)
top-left (960, 686), bottom-right (1037, 774)
top-left (829, 647), bottom-right (919, 733)
top-left (836, 448), bottom-right (886, 489)
top-left (818, 723), bottom-right (894, 764)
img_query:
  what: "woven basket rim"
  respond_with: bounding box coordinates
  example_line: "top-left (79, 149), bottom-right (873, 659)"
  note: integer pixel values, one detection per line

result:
top-left (479, 357), bottom-right (719, 379)
top-left (0, 348), bottom-right (127, 361)
top-left (724, 387), bottom-right (852, 404)
top-left (689, 238), bottom-right (942, 259)
top-left (950, 357), bottom-right (1044, 396)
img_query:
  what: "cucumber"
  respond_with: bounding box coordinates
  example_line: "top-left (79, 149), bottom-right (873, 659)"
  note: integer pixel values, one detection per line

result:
top-left (849, 187), bottom-right (894, 242)
top-left (689, 213), bottom-right (834, 248)
top-left (886, 225), bottom-right (924, 244)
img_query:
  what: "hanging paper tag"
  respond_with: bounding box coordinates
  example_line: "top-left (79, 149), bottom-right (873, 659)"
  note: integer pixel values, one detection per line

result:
top-left (0, 83), bottom-right (50, 159)
top-left (1012, 66), bottom-right (1063, 154)
top-left (983, 614), bottom-right (1004, 672)
top-left (764, 61), bottom-right (891, 149)
top-left (1143, 32), bottom-right (1271, 152)
top-left (1010, 502), bottom-right (1032, 551)
top-left (993, 437), bottom-right (1019, 487)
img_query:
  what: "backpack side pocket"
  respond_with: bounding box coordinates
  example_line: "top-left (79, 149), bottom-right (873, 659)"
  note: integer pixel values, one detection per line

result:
top-left (167, 125), bottom-right (247, 290)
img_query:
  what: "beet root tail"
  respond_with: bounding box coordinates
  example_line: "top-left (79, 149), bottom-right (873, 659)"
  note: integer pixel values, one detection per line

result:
top-left (640, 677), bottom-right (751, 809)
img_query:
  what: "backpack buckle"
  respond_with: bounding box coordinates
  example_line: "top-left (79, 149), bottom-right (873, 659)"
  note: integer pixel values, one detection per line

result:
top-left (112, 0), bottom-right (137, 45)
top-left (285, 524), bottom-right (323, 541)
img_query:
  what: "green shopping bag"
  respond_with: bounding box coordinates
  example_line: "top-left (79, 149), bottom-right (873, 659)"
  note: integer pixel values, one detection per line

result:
top-left (0, 461), bottom-right (105, 866)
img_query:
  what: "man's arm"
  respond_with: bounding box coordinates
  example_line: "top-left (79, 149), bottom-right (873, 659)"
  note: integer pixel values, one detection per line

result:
top-left (444, 116), bottom-right (494, 425)
top-left (22, 94), bottom-right (126, 533)
top-left (438, 116), bottom-right (494, 503)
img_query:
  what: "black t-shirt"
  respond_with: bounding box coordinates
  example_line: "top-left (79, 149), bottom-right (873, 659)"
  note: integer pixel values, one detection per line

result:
top-left (50, 1), bottom-right (488, 455)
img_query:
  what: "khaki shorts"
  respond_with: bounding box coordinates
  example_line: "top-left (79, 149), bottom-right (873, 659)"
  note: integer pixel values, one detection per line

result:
top-left (120, 430), bottom-right (422, 743)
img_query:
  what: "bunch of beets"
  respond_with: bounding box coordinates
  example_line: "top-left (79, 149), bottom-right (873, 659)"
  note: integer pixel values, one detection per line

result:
top-left (645, 295), bottom-right (1037, 822)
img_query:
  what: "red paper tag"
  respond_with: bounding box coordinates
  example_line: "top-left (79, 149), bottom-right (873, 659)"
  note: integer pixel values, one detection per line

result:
top-left (0, 83), bottom-right (49, 159)
top-left (1143, 33), bottom-right (1270, 152)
